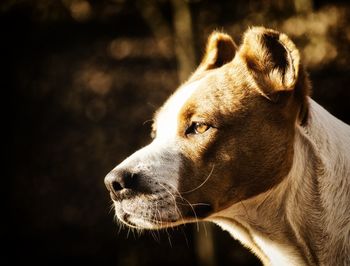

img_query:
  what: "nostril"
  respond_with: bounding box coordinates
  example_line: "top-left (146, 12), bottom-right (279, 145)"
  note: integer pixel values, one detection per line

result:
top-left (112, 181), bottom-right (123, 192)
top-left (122, 171), bottom-right (138, 189)
top-left (105, 170), bottom-right (140, 194)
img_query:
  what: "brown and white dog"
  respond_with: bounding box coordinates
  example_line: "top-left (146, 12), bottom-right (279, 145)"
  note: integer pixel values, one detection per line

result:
top-left (104, 27), bottom-right (350, 265)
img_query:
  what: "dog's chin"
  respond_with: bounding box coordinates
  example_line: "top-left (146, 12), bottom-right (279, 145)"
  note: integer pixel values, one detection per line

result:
top-left (116, 212), bottom-right (182, 230)
top-left (113, 199), bottom-right (184, 230)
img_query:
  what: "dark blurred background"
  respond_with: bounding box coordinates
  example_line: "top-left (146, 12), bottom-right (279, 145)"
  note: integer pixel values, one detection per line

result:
top-left (6, 0), bottom-right (350, 265)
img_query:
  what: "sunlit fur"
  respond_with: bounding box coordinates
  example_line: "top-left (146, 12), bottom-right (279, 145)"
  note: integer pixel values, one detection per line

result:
top-left (211, 99), bottom-right (350, 265)
top-left (106, 27), bottom-right (350, 265)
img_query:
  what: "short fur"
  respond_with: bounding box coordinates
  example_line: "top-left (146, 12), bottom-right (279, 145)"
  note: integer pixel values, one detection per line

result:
top-left (105, 27), bottom-right (350, 265)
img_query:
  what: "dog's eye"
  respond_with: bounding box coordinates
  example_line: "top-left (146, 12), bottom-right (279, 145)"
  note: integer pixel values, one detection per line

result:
top-left (186, 122), bottom-right (210, 135)
top-left (195, 123), bottom-right (210, 134)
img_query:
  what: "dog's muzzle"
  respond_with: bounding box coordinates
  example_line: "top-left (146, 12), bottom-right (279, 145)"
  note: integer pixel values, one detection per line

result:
top-left (104, 142), bottom-right (214, 229)
top-left (105, 171), bottom-right (182, 229)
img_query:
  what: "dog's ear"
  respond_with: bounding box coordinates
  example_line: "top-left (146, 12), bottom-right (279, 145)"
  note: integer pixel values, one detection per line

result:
top-left (199, 31), bottom-right (237, 70)
top-left (238, 27), bottom-right (311, 124)
top-left (239, 27), bottom-right (304, 99)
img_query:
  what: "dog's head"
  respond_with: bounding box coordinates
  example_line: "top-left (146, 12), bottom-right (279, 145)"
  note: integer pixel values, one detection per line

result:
top-left (104, 27), bottom-right (310, 229)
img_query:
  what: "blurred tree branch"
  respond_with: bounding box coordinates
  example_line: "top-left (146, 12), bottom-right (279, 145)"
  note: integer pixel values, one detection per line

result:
top-left (136, 0), bottom-right (196, 82)
top-left (136, 0), bottom-right (173, 56)
top-left (170, 0), bottom-right (196, 82)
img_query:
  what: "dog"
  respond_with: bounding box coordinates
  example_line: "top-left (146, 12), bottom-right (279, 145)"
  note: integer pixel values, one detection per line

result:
top-left (104, 27), bottom-right (350, 265)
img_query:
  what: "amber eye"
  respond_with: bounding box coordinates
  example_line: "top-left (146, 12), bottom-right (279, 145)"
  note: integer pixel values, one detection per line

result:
top-left (195, 122), bottom-right (210, 134)
top-left (186, 122), bottom-right (210, 135)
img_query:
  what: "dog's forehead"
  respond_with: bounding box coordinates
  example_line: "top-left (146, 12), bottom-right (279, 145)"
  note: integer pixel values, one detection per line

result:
top-left (153, 63), bottom-right (253, 140)
top-left (154, 79), bottom-right (203, 140)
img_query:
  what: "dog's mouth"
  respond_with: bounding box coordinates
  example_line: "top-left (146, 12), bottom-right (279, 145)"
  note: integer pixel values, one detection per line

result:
top-left (113, 197), bottom-right (182, 229)
top-left (110, 188), bottom-right (213, 229)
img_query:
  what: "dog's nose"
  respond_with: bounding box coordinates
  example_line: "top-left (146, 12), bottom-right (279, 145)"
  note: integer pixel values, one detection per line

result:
top-left (104, 169), bottom-right (138, 194)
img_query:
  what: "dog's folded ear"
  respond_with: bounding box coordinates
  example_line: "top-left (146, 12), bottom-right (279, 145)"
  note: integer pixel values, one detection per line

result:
top-left (239, 27), bottom-right (303, 100)
top-left (238, 27), bottom-right (310, 124)
top-left (199, 31), bottom-right (237, 71)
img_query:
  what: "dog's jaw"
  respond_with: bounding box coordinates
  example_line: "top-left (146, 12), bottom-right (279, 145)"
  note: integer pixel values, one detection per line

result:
top-left (113, 194), bottom-right (181, 229)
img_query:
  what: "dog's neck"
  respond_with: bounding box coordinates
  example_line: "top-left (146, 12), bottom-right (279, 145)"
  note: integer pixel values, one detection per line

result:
top-left (209, 98), bottom-right (350, 266)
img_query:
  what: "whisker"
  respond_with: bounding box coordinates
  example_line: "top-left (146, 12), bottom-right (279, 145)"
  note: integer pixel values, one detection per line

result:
top-left (180, 226), bottom-right (190, 248)
top-left (150, 230), bottom-right (158, 242)
top-left (131, 228), bottom-right (136, 239)
top-left (155, 203), bottom-right (163, 241)
top-left (181, 165), bottom-right (215, 194)
top-left (126, 227), bottom-right (131, 239)
top-left (203, 222), bottom-right (208, 237)
top-left (108, 203), bottom-right (115, 214)
top-left (166, 229), bottom-right (173, 248)
top-left (158, 183), bottom-right (185, 223)
top-left (136, 228), bottom-right (142, 237)
top-left (162, 183), bottom-right (200, 231)
top-left (117, 223), bottom-right (123, 235)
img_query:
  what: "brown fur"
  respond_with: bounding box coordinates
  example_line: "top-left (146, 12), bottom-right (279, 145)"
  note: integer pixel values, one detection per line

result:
top-left (176, 27), bottom-right (309, 213)
top-left (105, 27), bottom-right (350, 265)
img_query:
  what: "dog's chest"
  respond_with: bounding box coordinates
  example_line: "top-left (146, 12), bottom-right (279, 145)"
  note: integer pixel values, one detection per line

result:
top-left (213, 218), bottom-right (307, 266)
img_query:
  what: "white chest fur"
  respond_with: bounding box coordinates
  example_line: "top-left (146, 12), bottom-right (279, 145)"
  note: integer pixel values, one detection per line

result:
top-left (212, 217), bottom-right (307, 266)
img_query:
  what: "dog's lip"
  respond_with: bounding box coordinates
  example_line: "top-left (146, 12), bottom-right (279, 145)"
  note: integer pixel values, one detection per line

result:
top-left (109, 192), bottom-right (118, 201)
top-left (114, 200), bottom-right (183, 229)
top-left (120, 211), bottom-right (180, 228)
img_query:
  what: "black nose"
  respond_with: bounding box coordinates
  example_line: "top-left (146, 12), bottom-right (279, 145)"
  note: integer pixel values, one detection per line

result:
top-left (104, 169), bottom-right (138, 194)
